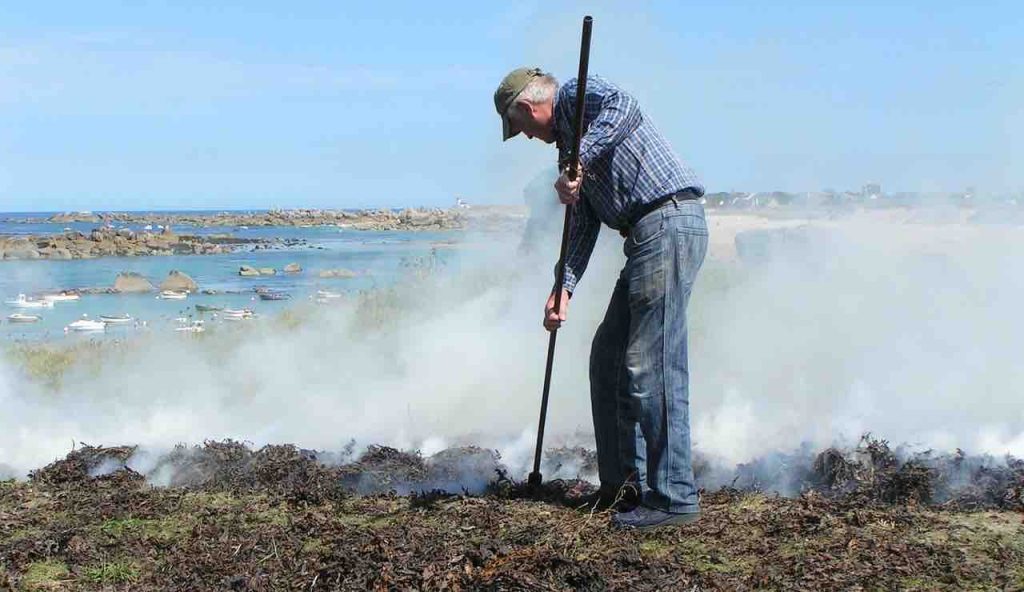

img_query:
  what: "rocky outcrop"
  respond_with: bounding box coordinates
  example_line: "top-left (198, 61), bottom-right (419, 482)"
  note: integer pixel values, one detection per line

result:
top-left (4, 206), bottom-right (540, 234)
top-left (283, 263), bottom-right (302, 273)
top-left (4, 248), bottom-right (40, 260)
top-left (318, 268), bottom-right (358, 279)
top-left (0, 228), bottom-right (276, 262)
top-left (257, 267), bottom-right (276, 276)
top-left (159, 270), bottom-right (198, 293)
top-left (2, 237), bottom-right (39, 260)
top-left (48, 212), bottom-right (102, 224)
top-left (239, 265), bottom-right (260, 277)
top-left (113, 272), bottom-right (155, 293)
top-left (4, 208), bottom-right (471, 231)
top-left (39, 247), bottom-right (73, 260)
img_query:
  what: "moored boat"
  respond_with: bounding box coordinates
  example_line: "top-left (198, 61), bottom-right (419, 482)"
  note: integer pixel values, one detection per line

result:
top-left (4, 294), bottom-right (55, 309)
top-left (258, 291), bottom-right (290, 301)
top-left (99, 314), bottom-right (133, 325)
top-left (221, 308), bottom-right (255, 320)
top-left (158, 290), bottom-right (188, 300)
top-left (195, 304), bottom-right (223, 313)
top-left (175, 320), bottom-right (205, 333)
top-left (315, 289), bottom-right (343, 305)
top-left (42, 291), bottom-right (80, 303)
top-left (65, 316), bottom-right (105, 332)
top-left (7, 313), bottom-right (41, 323)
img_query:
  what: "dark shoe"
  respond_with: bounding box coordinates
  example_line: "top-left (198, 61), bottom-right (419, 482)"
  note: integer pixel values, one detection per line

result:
top-left (612, 506), bottom-right (700, 531)
top-left (574, 487), bottom-right (640, 512)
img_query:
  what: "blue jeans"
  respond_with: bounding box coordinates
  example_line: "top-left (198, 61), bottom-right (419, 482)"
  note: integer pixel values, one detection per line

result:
top-left (589, 199), bottom-right (708, 513)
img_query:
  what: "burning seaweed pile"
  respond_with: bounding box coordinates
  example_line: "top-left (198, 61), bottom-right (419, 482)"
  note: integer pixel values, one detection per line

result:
top-left (3, 438), bottom-right (1024, 590)
top-left (25, 441), bottom-right (511, 504)
top-left (19, 435), bottom-right (1024, 512)
top-left (723, 435), bottom-right (1024, 511)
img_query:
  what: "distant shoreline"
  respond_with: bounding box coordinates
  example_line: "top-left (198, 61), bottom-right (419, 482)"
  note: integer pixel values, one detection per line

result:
top-left (0, 207), bottom-right (469, 230)
top-left (1, 206), bottom-right (530, 230)
top-left (0, 228), bottom-right (290, 261)
top-left (0, 207), bottom-right (529, 261)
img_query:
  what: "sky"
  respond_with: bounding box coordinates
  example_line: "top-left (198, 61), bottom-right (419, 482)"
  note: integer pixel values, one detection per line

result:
top-left (0, 0), bottom-right (1021, 211)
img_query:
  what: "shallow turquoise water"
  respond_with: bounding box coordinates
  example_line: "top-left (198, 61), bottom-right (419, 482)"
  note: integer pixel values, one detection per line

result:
top-left (1, 216), bottom-right (458, 341)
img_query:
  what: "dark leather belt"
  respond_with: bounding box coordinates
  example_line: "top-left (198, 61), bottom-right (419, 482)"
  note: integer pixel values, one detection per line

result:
top-left (619, 188), bottom-right (700, 238)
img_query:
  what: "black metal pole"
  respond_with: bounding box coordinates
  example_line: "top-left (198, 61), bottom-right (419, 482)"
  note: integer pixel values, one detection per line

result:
top-left (528, 15), bottom-right (593, 489)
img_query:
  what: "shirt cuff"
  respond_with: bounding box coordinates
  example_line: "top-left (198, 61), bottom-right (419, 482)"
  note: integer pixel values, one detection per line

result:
top-left (562, 269), bottom-right (579, 293)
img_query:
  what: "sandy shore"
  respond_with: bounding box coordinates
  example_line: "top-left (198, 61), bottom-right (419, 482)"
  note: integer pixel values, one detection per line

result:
top-left (705, 207), bottom-right (1023, 260)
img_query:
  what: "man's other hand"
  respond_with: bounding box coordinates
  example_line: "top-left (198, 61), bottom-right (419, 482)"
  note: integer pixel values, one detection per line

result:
top-left (544, 288), bottom-right (570, 331)
top-left (554, 168), bottom-right (582, 205)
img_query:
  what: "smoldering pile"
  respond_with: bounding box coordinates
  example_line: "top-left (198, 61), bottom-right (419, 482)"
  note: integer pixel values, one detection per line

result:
top-left (27, 440), bottom-right (520, 504)
top-left (718, 435), bottom-right (1024, 511)
top-left (22, 435), bottom-right (1024, 511)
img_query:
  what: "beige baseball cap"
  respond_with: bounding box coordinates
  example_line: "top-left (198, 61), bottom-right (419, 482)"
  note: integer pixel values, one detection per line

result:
top-left (493, 67), bottom-right (542, 141)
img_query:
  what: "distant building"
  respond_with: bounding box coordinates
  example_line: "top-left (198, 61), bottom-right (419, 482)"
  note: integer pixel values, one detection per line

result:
top-left (704, 192), bottom-right (731, 208)
top-left (861, 183), bottom-right (882, 200)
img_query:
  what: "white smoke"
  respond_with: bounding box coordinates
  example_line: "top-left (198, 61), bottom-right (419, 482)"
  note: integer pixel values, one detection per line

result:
top-left (0, 221), bottom-right (617, 479)
top-left (691, 211), bottom-right (1024, 465)
top-left (2, 207), bottom-right (1024, 486)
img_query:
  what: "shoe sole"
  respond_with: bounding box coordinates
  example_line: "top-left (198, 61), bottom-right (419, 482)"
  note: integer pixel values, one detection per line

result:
top-left (614, 512), bottom-right (701, 531)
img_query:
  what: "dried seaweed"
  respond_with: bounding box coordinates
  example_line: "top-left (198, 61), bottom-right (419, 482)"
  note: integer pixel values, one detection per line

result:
top-left (5, 437), bottom-right (1023, 590)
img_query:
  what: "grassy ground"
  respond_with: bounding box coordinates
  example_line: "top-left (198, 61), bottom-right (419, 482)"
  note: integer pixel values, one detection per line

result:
top-left (2, 471), bottom-right (1022, 591)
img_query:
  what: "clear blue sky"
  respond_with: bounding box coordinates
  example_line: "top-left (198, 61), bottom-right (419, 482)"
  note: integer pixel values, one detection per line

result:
top-left (1, 1), bottom-right (1020, 211)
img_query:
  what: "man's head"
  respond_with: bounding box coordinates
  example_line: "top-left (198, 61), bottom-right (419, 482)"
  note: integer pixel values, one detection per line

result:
top-left (494, 67), bottom-right (558, 144)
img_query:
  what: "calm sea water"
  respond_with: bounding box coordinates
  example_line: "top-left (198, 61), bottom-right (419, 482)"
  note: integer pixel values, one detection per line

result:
top-left (0, 212), bottom-right (461, 341)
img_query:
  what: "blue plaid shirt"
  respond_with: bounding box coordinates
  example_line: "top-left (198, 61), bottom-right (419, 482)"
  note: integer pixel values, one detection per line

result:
top-left (554, 75), bottom-right (703, 292)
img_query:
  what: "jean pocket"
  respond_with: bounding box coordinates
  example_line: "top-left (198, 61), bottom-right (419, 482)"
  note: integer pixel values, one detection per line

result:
top-left (630, 218), bottom-right (665, 247)
top-left (674, 215), bottom-right (708, 236)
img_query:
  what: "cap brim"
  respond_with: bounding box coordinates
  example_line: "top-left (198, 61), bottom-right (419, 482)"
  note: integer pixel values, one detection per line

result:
top-left (501, 113), bottom-right (518, 141)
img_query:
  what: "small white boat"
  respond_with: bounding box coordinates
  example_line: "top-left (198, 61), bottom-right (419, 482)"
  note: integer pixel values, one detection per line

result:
top-left (175, 320), bottom-right (205, 333)
top-left (7, 313), bottom-right (41, 323)
top-left (314, 289), bottom-right (343, 304)
top-left (99, 314), bottom-right (133, 325)
top-left (144, 225), bottom-right (153, 230)
top-left (158, 290), bottom-right (188, 300)
top-left (4, 294), bottom-right (55, 309)
top-left (65, 315), bottom-right (105, 332)
top-left (221, 308), bottom-right (254, 320)
top-left (42, 291), bottom-right (80, 303)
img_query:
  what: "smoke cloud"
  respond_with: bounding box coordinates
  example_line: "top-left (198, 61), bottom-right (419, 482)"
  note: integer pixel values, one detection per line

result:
top-left (2, 206), bottom-right (1023, 491)
top-left (692, 211), bottom-right (1024, 466)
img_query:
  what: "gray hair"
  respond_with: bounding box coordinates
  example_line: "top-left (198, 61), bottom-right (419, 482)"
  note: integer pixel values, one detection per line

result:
top-left (514, 73), bottom-right (558, 105)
